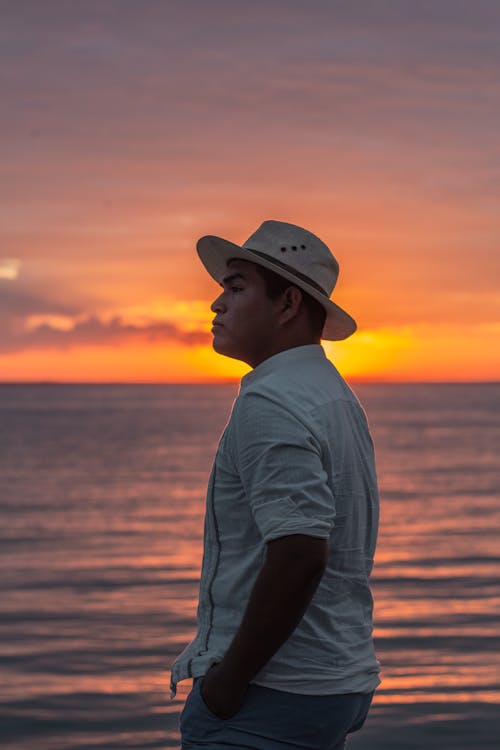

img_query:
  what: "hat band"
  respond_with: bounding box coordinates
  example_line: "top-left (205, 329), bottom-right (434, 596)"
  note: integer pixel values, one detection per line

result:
top-left (245, 247), bottom-right (330, 298)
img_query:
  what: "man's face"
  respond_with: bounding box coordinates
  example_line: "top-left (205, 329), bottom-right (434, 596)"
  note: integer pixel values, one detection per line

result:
top-left (210, 259), bottom-right (281, 366)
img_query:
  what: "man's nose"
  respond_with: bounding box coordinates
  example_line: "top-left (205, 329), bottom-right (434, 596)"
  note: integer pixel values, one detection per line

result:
top-left (210, 293), bottom-right (226, 313)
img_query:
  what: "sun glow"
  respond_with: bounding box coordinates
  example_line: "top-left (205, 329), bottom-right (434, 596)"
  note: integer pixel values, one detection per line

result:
top-left (2, 318), bottom-right (498, 383)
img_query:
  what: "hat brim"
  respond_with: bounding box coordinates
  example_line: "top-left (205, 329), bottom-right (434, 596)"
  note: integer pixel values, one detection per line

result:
top-left (197, 235), bottom-right (357, 341)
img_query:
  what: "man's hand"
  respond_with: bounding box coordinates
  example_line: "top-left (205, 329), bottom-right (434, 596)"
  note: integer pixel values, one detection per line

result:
top-left (198, 535), bottom-right (327, 720)
top-left (200, 662), bottom-right (248, 720)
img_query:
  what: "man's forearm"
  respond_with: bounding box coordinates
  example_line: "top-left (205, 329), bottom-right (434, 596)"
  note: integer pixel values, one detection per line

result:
top-left (215, 534), bottom-right (328, 689)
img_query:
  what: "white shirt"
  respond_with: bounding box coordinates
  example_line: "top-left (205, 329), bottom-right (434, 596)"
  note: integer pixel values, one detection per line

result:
top-left (170, 344), bottom-right (381, 697)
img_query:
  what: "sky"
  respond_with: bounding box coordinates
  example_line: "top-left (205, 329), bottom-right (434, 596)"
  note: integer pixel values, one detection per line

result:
top-left (1, 0), bottom-right (499, 382)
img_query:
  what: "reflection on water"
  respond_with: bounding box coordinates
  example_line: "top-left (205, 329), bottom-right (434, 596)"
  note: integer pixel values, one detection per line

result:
top-left (1, 383), bottom-right (499, 749)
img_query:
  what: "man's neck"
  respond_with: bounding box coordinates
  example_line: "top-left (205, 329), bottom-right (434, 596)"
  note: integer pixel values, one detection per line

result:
top-left (248, 338), bottom-right (320, 369)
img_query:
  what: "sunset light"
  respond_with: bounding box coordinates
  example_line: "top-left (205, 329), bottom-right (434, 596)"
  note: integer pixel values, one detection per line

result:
top-left (1, 0), bottom-right (498, 384)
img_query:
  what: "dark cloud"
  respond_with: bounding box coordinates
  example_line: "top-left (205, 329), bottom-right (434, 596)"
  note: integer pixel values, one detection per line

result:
top-left (0, 313), bottom-right (210, 354)
top-left (0, 279), bottom-right (80, 318)
top-left (0, 278), bottom-right (209, 353)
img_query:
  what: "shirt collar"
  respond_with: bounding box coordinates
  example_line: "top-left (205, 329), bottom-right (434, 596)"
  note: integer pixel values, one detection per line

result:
top-left (240, 344), bottom-right (326, 390)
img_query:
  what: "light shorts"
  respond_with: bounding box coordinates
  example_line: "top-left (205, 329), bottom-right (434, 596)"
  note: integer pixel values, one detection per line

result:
top-left (180, 676), bottom-right (374, 750)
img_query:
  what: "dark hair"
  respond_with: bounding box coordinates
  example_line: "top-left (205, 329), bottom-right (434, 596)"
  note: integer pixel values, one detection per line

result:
top-left (253, 263), bottom-right (326, 339)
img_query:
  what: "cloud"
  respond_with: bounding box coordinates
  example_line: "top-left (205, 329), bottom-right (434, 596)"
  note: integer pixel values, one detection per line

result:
top-left (1, 274), bottom-right (210, 353)
top-left (0, 278), bottom-right (80, 319)
top-left (0, 313), bottom-right (210, 354)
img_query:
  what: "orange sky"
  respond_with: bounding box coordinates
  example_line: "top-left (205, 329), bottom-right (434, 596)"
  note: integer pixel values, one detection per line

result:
top-left (1, 2), bottom-right (499, 383)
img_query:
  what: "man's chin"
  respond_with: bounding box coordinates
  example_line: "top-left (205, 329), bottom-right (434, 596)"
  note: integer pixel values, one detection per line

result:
top-left (212, 338), bottom-right (245, 363)
top-left (212, 339), bottom-right (233, 357)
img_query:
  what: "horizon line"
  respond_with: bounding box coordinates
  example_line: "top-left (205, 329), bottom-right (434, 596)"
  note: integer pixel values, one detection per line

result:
top-left (1, 379), bottom-right (499, 386)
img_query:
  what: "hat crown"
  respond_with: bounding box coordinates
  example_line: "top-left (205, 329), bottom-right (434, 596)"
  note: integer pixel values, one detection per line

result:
top-left (243, 220), bottom-right (339, 297)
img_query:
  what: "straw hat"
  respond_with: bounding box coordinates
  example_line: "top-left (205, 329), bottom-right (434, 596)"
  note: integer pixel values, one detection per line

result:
top-left (196, 220), bottom-right (356, 340)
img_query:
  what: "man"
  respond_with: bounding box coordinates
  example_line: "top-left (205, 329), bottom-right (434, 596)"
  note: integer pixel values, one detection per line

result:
top-left (171, 220), bottom-right (381, 749)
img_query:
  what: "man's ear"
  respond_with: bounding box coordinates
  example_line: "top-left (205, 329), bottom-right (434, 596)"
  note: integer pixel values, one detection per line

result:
top-left (280, 286), bottom-right (303, 320)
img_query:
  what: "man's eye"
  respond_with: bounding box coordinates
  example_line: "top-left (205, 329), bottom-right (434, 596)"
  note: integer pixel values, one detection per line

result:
top-left (231, 287), bottom-right (243, 293)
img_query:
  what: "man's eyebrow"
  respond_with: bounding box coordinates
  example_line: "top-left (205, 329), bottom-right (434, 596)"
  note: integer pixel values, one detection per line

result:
top-left (219, 272), bottom-right (247, 287)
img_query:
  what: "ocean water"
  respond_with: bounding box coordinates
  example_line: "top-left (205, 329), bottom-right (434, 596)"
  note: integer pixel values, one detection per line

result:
top-left (0, 382), bottom-right (499, 750)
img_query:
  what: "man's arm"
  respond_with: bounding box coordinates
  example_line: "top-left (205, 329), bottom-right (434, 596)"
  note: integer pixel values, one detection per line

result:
top-left (201, 533), bottom-right (328, 718)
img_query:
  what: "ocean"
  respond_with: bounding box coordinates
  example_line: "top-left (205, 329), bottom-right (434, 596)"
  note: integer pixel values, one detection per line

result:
top-left (1, 382), bottom-right (499, 749)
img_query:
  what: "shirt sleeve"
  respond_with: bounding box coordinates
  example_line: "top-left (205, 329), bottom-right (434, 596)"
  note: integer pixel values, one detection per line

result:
top-left (233, 391), bottom-right (335, 542)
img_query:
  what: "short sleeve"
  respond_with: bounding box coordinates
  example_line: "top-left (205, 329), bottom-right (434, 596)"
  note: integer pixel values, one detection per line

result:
top-left (233, 391), bottom-right (335, 542)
